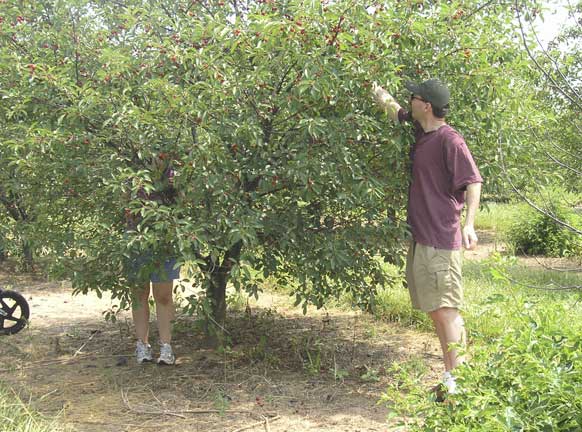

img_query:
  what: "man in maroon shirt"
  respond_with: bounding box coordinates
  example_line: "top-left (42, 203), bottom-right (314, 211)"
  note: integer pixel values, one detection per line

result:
top-left (373, 79), bottom-right (482, 400)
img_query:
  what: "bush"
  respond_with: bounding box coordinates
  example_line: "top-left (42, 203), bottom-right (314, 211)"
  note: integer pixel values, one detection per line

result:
top-left (384, 304), bottom-right (582, 431)
top-left (507, 204), bottom-right (582, 257)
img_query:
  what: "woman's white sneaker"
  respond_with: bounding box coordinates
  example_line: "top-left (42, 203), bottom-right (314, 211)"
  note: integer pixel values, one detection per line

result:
top-left (136, 341), bottom-right (153, 364)
top-left (157, 343), bottom-right (175, 365)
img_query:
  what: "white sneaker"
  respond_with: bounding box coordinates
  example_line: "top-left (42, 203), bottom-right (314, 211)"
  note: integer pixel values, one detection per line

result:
top-left (157, 343), bottom-right (175, 365)
top-left (136, 341), bottom-right (153, 364)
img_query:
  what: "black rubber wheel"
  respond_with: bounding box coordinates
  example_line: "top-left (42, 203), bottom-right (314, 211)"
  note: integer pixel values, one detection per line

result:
top-left (0, 290), bottom-right (30, 335)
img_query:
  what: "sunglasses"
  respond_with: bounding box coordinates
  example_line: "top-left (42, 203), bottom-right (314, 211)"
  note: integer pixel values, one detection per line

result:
top-left (410, 95), bottom-right (428, 103)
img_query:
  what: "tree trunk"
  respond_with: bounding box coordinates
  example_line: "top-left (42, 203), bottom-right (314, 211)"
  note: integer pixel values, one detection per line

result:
top-left (204, 240), bottom-right (243, 348)
top-left (205, 269), bottom-right (228, 348)
top-left (22, 240), bottom-right (34, 272)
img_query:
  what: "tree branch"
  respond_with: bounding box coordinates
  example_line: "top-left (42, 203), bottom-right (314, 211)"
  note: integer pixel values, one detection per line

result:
top-left (545, 151), bottom-right (582, 176)
top-left (515, 1), bottom-right (582, 110)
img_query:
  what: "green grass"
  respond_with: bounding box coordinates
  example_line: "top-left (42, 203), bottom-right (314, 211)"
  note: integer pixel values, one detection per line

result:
top-left (475, 201), bottom-right (523, 233)
top-left (477, 193), bottom-right (582, 244)
top-left (0, 384), bottom-right (65, 432)
top-left (370, 255), bottom-right (582, 339)
top-left (463, 257), bottom-right (582, 338)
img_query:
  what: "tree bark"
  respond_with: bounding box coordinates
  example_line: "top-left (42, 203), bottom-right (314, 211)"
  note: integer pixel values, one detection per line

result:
top-left (22, 240), bottom-right (34, 272)
top-left (210, 268), bottom-right (228, 324)
top-left (204, 240), bottom-right (243, 347)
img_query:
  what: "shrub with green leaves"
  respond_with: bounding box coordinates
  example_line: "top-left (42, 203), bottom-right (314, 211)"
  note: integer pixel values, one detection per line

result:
top-left (507, 204), bottom-right (582, 257)
top-left (0, 0), bottom-right (551, 337)
top-left (384, 304), bottom-right (582, 431)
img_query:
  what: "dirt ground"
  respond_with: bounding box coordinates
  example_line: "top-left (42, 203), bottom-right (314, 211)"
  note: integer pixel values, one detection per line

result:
top-left (1, 273), bottom-right (445, 432)
top-left (0, 232), bottom-right (520, 432)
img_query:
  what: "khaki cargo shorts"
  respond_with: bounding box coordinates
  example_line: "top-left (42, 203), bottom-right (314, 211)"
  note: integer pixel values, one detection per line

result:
top-left (405, 241), bottom-right (463, 312)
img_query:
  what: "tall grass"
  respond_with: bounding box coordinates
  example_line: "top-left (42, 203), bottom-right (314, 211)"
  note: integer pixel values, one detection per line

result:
top-left (477, 192), bottom-right (582, 245)
top-left (0, 384), bottom-right (65, 432)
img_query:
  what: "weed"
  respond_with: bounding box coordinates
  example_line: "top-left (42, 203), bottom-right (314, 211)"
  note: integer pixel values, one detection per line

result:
top-left (332, 367), bottom-right (350, 382)
top-left (243, 334), bottom-right (280, 367)
top-left (381, 262), bottom-right (582, 431)
top-left (364, 326), bottom-right (377, 339)
top-left (212, 389), bottom-right (231, 416)
top-left (330, 351), bottom-right (350, 382)
top-left (0, 384), bottom-right (66, 432)
top-left (291, 334), bottom-right (325, 375)
top-left (360, 366), bottom-right (381, 383)
top-left (305, 349), bottom-right (322, 375)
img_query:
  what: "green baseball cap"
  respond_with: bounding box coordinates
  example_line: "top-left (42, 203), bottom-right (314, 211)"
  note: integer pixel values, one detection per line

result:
top-left (405, 79), bottom-right (450, 109)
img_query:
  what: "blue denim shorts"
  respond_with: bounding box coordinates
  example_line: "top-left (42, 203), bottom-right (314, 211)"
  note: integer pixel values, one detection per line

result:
top-left (132, 255), bottom-right (180, 283)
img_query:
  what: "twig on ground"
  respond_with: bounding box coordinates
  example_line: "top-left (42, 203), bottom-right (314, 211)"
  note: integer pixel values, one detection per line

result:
top-left (505, 275), bottom-right (582, 291)
top-left (73, 330), bottom-right (100, 358)
top-left (121, 389), bottom-right (188, 419)
top-left (234, 373), bottom-right (274, 388)
top-left (264, 414), bottom-right (274, 432)
top-left (231, 415), bottom-right (281, 432)
top-left (71, 419), bottom-right (180, 429)
top-left (150, 389), bottom-right (163, 406)
top-left (38, 389), bottom-right (59, 401)
top-left (528, 255), bottom-right (582, 273)
top-left (121, 389), bottom-right (277, 419)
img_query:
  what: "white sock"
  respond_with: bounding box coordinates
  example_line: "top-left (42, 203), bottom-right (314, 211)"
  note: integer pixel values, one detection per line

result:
top-left (443, 371), bottom-right (457, 394)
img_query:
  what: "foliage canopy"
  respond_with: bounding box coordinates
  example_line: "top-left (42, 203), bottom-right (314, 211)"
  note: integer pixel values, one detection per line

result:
top-left (0, 0), bottom-right (556, 330)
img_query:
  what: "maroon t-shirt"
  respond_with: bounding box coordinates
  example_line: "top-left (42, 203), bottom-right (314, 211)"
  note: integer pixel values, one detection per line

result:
top-left (398, 109), bottom-right (482, 250)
